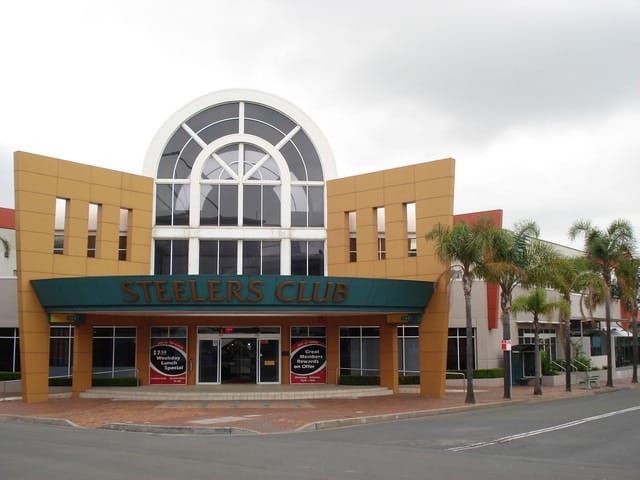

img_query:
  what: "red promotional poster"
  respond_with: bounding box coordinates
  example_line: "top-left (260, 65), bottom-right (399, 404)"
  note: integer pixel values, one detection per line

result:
top-left (149, 339), bottom-right (187, 385)
top-left (290, 339), bottom-right (326, 384)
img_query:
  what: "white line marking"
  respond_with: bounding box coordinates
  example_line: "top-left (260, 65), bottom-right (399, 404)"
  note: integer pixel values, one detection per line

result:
top-left (449, 405), bottom-right (640, 452)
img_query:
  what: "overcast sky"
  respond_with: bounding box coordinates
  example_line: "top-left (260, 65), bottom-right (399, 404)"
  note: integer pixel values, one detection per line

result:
top-left (1, 0), bottom-right (638, 247)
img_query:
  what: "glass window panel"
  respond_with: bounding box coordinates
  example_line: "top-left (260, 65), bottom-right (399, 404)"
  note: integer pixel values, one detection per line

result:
top-left (158, 127), bottom-right (191, 178)
top-left (243, 185), bottom-right (261, 226)
top-left (290, 185), bottom-right (307, 226)
top-left (198, 119), bottom-right (239, 144)
top-left (403, 337), bottom-right (420, 373)
top-left (116, 327), bottom-right (137, 337)
top-left (261, 241), bottom-right (280, 274)
top-left (186, 103), bottom-right (239, 133)
top-left (92, 338), bottom-right (113, 369)
top-left (219, 185), bottom-right (238, 225)
top-left (199, 240), bottom-right (219, 274)
top-left (340, 337), bottom-right (361, 375)
top-left (243, 241), bottom-right (261, 275)
top-left (198, 338), bottom-right (219, 383)
top-left (308, 241), bottom-right (324, 276)
top-left (340, 327), bottom-right (361, 337)
top-left (292, 130), bottom-right (323, 181)
top-left (362, 327), bottom-right (380, 337)
top-left (150, 327), bottom-right (170, 337)
top-left (308, 186), bottom-right (324, 227)
top-left (200, 185), bottom-right (220, 225)
top-left (214, 144), bottom-right (240, 178)
top-left (174, 139), bottom-right (201, 179)
top-left (263, 186), bottom-right (281, 226)
top-left (308, 327), bottom-right (326, 337)
top-left (172, 240), bottom-right (189, 275)
top-left (290, 240), bottom-right (307, 275)
top-left (93, 327), bottom-right (113, 337)
top-left (219, 241), bottom-right (238, 274)
top-left (154, 240), bottom-right (171, 274)
top-left (280, 140), bottom-right (306, 181)
top-left (244, 103), bottom-right (295, 135)
top-left (362, 337), bottom-right (380, 374)
top-left (0, 328), bottom-right (17, 336)
top-left (113, 338), bottom-right (136, 376)
top-left (0, 338), bottom-right (14, 371)
top-left (259, 339), bottom-right (279, 383)
top-left (155, 184), bottom-right (173, 225)
top-left (254, 157), bottom-right (280, 181)
top-left (245, 119), bottom-right (285, 146)
top-left (173, 184), bottom-right (190, 225)
top-left (169, 327), bottom-right (187, 337)
top-left (198, 327), bottom-right (221, 334)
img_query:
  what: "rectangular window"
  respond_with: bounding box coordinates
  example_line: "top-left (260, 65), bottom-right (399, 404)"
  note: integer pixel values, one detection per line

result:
top-left (397, 325), bottom-right (420, 376)
top-left (339, 326), bottom-right (380, 377)
top-left (376, 207), bottom-right (386, 260)
top-left (49, 326), bottom-right (73, 379)
top-left (0, 328), bottom-right (20, 372)
top-left (150, 326), bottom-right (187, 385)
top-left (87, 203), bottom-right (100, 257)
top-left (118, 208), bottom-right (129, 261)
top-left (291, 240), bottom-right (324, 276)
top-left (405, 202), bottom-right (416, 257)
top-left (200, 240), bottom-right (239, 274)
top-left (54, 198), bottom-right (68, 254)
top-left (154, 239), bottom-right (189, 274)
top-left (155, 183), bottom-right (189, 226)
top-left (447, 327), bottom-right (476, 371)
top-left (92, 327), bottom-right (137, 379)
top-left (348, 211), bottom-right (357, 262)
top-left (243, 240), bottom-right (280, 275)
top-left (518, 328), bottom-right (557, 359)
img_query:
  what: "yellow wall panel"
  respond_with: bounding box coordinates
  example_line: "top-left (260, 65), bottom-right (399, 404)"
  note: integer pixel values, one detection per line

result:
top-left (15, 171), bottom-right (59, 197)
top-left (14, 151), bottom-right (60, 176)
top-left (90, 166), bottom-right (122, 188)
top-left (383, 165), bottom-right (416, 186)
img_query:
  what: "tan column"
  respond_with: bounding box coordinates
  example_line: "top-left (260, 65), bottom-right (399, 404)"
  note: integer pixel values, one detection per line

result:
top-left (419, 284), bottom-right (449, 397)
top-left (379, 320), bottom-right (399, 393)
top-left (326, 322), bottom-right (339, 384)
top-left (19, 312), bottom-right (51, 403)
top-left (72, 321), bottom-right (93, 398)
top-left (136, 321), bottom-right (150, 385)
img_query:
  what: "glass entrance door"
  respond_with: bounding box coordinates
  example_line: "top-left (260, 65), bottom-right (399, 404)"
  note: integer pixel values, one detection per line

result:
top-left (198, 337), bottom-right (218, 383)
top-left (221, 338), bottom-right (257, 383)
top-left (259, 339), bottom-right (280, 383)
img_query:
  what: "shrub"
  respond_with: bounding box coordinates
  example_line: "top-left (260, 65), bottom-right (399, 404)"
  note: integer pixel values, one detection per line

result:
top-left (49, 377), bottom-right (72, 386)
top-left (399, 375), bottom-right (420, 385)
top-left (92, 377), bottom-right (139, 387)
top-left (0, 372), bottom-right (21, 381)
top-left (338, 375), bottom-right (380, 385)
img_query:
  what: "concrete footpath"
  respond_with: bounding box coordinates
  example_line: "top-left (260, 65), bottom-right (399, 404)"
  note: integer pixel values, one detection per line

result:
top-left (1, 380), bottom-right (637, 434)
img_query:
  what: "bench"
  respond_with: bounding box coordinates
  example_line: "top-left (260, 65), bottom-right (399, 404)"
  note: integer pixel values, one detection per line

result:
top-left (578, 374), bottom-right (600, 389)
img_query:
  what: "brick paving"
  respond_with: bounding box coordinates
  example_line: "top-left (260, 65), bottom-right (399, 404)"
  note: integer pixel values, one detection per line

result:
top-left (1, 380), bottom-right (637, 434)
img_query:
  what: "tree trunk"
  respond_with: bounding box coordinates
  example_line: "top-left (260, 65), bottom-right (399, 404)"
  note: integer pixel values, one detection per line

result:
top-left (501, 292), bottom-right (512, 399)
top-left (564, 309), bottom-right (572, 392)
top-left (533, 313), bottom-right (542, 395)
top-left (632, 308), bottom-right (638, 384)
top-left (605, 286), bottom-right (614, 388)
top-left (463, 278), bottom-right (475, 404)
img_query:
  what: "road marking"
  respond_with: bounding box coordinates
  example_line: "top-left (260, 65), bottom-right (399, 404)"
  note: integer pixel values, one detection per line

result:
top-left (448, 405), bottom-right (640, 452)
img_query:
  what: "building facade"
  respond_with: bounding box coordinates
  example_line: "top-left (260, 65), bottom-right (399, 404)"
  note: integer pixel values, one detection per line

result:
top-left (14, 90), bottom-right (453, 402)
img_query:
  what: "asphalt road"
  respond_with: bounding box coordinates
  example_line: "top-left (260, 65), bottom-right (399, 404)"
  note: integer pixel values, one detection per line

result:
top-left (1, 388), bottom-right (639, 480)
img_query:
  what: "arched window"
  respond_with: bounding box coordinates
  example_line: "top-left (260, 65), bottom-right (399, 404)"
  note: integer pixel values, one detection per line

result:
top-left (144, 91), bottom-right (336, 276)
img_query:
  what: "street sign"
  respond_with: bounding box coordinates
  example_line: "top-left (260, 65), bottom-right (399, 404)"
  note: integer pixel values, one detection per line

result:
top-left (501, 339), bottom-right (512, 351)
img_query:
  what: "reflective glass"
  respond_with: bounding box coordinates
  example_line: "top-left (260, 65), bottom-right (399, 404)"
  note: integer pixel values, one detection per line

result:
top-left (172, 240), bottom-right (189, 274)
top-left (280, 140), bottom-right (306, 181)
top-left (174, 139), bottom-right (201, 179)
top-left (262, 241), bottom-right (280, 274)
top-left (242, 241), bottom-right (261, 274)
top-left (155, 185), bottom-right (173, 225)
top-left (308, 240), bottom-right (324, 275)
top-left (290, 185), bottom-right (307, 226)
top-left (200, 185), bottom-right (220, 225)
top-left (219, 185), bottom-right (238, 225)
top-left (173, 184), bottom-right (190, 225)
top-left (244, 103), bottom-right (295, 135)
top-left (292, 130), bottom-right (323, 180)
top-left (159, 128), bottom-right (191, 178)
top-left (290, 240), bottom-right (307, 275)
top-left (245, 119), bottom-right (285, 146)
top-left (243, 185), bottom-right (261, 226)
top-left (308, 186), bottom-right (324, 227)
top-left (154, 240), bottom-right (171, 274)
top-left (198, 119), bottom-right (239, 144)
top-left (199, 240), bottom-right (218, 274)
top-left (219, 241), bottom-right (238, 274)
top-left (263, 186), bottom-right (281, 226)
top-left (186, 103), bottom-right (239, 134)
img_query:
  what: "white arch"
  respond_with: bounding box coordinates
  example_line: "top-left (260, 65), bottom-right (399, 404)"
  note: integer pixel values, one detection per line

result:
top-left (143, 89), bottom-right (336, 180)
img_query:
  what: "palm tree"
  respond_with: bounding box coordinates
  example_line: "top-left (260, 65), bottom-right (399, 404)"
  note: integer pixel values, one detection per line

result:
top-left (480, 220), bottom-right (556, 399)
top-left (569, 219), bottom-right (636, 387)
top-left (512, 288), bottom-right (569, 395)
top-left (616, 256), bottom-right (640, 383)
top-left (548, 257), bottom-right (603, 391)
top-left (426, 219), bottom-right (493, 404)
